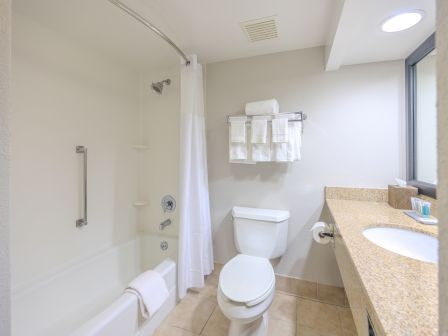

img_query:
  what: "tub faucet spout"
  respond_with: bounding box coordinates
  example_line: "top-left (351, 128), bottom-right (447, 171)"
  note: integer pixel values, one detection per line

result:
top-left (160, 219), bottom-right (172, 230)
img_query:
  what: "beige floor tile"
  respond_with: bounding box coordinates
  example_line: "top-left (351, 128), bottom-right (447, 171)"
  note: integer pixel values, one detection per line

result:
top-left (165, 296), bottom-right (216, 334)
top-left (201, 306), bottom-right (230, 336)
top-left (296, 298), bottom-right (342, 335)
top-left (276, 275), bottom-right (317, 300)
top-left (155, 324), bottom-right (199, 336)
top-left (338, 307), bottom-right (357, 334)
top-left (269, 292), bottom-right (297, 322)
top-left (317, 284), bottom-right (346, 307)
top-left (296, 324), bottom-right (343, 336)
top-left (268, 318), bottom-right (296, 336)
top-left (187, 279), bottom-right (218, 303)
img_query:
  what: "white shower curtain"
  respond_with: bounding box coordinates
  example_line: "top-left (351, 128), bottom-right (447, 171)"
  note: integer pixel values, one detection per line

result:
top-left (178, 55), bottom-right (214, 299)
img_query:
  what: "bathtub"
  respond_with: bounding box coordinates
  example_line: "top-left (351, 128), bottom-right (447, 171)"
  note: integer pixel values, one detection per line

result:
top-left (12, 234), bottom-right (178, 336)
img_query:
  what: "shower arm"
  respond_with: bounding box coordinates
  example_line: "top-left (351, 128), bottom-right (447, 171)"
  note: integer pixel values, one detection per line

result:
top-left (106, 0), bottom-right (191, 66)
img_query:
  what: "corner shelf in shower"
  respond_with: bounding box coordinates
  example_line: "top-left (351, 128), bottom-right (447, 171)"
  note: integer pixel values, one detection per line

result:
top-left (132, 145), bottom-right (150, 151)
top-left (132, 201), bottom-right (149, 207)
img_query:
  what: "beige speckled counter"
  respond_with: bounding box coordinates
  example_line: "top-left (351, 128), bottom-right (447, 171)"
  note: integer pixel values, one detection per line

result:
top-left (326, 189), bottom-right (438, 335)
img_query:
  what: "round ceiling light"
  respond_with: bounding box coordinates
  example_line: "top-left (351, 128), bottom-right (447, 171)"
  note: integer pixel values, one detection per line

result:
top-left (381, 11), bottom-right (424, 32)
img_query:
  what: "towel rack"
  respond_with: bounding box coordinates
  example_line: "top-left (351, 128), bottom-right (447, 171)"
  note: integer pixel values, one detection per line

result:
top-left (225, 111), bottom-right (306, 124)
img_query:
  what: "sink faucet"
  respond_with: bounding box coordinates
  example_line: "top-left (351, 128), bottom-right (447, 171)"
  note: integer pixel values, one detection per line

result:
top-left (160, 219), bottom-right (172, 230)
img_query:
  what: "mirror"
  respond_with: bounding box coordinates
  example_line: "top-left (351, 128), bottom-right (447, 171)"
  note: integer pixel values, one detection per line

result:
top-left (406, 33), bottom-right (437, 198)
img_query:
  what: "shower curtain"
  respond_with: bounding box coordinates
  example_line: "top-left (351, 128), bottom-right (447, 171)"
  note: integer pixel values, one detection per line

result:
top-left (178, 55), bottom-right (214, 298)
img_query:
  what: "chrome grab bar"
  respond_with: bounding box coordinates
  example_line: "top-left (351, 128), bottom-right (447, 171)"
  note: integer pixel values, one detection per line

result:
top-left (76, 146), bottom-right (88, 228)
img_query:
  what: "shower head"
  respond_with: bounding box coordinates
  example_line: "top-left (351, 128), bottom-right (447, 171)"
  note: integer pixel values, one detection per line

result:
top-left (151, 79), bottom-right (171, 94)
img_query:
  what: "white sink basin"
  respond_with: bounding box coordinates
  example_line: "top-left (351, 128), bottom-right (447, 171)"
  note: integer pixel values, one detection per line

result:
top-left (362, 227), bottom-right (438, 264)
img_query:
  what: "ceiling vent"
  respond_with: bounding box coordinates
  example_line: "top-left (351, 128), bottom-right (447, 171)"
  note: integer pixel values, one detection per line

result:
top-left (240, 16), bottom-right (278, 42)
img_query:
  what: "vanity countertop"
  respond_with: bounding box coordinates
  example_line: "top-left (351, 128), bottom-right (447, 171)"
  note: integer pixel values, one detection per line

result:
top-left (326, 196), bottom-right (438, 335)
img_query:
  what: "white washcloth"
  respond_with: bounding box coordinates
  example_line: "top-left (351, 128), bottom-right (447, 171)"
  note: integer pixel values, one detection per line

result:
top-left (124, 270), bottom-right (169, 319)
top-left (287, 121), bottom-right (302, 161)
top-left (245, 99), bottom-right (279, 115)
top-left (229, 116), bottom-right (247, 143)
top-left (272, 117), bottom-right (289, 143)
top-left (251, 116), bottom-right (268, 143)
top-left (252, 124), bottom-right (272, 162)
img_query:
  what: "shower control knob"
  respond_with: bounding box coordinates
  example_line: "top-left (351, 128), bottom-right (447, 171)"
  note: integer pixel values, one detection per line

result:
top-left (161, 195), bottom-right (176, 213)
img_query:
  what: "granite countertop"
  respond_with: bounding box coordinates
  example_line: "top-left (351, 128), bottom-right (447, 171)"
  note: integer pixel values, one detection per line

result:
top-left (326, 194), bottom-right (438, 335)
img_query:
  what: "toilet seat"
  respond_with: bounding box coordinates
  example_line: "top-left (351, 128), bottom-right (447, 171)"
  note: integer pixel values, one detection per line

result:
top-left (219, 254), bottom-right (275, 307)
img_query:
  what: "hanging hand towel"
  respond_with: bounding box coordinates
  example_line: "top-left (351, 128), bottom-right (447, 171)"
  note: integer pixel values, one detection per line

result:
top-left (251, 116), bottom-right (268, 143)
top-left (230, 127), bottom-right (255, 164)
top-left (273, 114), bottom-right (292, 162)
top-left (272, 117), bottom-right (289, 143)
top-left (273, 142), bottom-right (288, 162)
top-left (124, 270), bottom-right (169, 319)
top-left (287, 121), bottom-right (302, 161)
top-left (252, 118), bottom-right (272, 162)
top-left (229, 128), bottom-right (248, 160)
top-left (229, 116), bottom-right (247, 143)
top-left (245, 99), bottom-right (279, 115)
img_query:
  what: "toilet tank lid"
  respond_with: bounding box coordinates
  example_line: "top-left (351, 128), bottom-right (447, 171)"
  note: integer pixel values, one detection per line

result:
top-left (232, 206), bottom-right (290, 222)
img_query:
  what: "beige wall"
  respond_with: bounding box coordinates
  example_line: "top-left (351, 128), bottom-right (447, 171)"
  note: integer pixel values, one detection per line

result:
top-left (205, 47), bottom-right (405, 286)
top-left (0, 0), bottom-right (11, 334)
top-left (11, 12), bottom-right (140, 287)
top-left (138, 67), bottom-right (180, 238)
top-left (437, 0), bottom-right (448, 334)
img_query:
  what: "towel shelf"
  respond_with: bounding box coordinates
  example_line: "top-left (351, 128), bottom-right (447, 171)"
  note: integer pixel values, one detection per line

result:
top-left (226, 111), bottom-right (306, 124)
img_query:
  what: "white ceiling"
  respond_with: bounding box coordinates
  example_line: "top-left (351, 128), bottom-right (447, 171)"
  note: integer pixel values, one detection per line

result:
top-left (12, 0), bottom-right (436, 71)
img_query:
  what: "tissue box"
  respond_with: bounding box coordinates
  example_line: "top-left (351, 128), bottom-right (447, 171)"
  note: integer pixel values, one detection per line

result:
top-left (388, 185), bottom-right (418, 210)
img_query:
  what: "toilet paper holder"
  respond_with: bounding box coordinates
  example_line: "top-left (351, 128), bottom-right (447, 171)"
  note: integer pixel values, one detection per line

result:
top-left (318, 231), bottom-right (334, 238)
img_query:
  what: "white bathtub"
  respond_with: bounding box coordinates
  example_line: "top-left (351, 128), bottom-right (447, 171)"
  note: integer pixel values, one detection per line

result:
top-left (12, 234), bottom-right (178, 336)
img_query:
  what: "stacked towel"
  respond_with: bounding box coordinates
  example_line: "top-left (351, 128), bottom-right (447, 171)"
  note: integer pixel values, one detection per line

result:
top-left (124, 270), bottom-right (169, 319)
top-left (245, 99), bottom-right (279, 115)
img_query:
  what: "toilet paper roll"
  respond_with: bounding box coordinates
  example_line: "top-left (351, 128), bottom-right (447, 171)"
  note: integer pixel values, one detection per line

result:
top-left (311, 222), bottom-right (331, 245)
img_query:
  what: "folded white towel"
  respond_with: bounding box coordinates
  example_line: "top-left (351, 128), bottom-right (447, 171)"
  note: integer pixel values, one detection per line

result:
top-left (124, 270), bottom-right (169, 319)
top-left (229, 116), bottom-right (247, 143)
top-left (272, 117), bottom-right (289, 143)
top-left (287, 121), bottom-right (302, 161)
top-left (245, 99), bottom-right (279, 115)
top-left (252, 124), bottom-right (272, 162)
top-left (251, 116), bottom-right (268, 143)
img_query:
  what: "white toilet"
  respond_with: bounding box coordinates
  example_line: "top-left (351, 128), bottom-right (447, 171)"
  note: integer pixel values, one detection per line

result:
top-left (217, 206), bottom-right (290, 336)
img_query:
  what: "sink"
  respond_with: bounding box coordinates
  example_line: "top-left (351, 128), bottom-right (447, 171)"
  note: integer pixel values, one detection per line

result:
top-left (362, 227), bottom-right (438, 264)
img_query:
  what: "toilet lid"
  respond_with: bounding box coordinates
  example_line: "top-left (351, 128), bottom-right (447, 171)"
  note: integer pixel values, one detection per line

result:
top-left (219, 254), bottom-right (275, 305)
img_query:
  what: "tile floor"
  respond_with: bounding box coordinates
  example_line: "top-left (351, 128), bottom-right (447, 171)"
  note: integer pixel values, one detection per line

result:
top-left (155, 270), bottom-right (357, 336)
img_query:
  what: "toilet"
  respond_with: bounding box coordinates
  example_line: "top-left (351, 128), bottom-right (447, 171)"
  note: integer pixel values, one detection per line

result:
top-left (217, 206), bottom-right (290, 336)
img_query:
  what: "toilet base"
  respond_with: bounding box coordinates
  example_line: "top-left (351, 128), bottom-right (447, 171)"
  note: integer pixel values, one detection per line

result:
top-left (228, 312), bottom-right (268, 336)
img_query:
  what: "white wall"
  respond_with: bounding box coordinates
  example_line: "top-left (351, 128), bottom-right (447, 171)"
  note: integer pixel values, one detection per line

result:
top-left (11, 12), bottom-right (140, 287)
top-left (137, 68), bottom-right (180, 238)
top-left (0, 0), bottom-right (11, 334)
top-left (206, 47), bottom-right (405, 286)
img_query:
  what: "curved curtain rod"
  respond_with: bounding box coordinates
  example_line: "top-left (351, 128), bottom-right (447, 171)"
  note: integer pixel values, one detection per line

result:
top-left (106, 0), bottom-right (191, 66)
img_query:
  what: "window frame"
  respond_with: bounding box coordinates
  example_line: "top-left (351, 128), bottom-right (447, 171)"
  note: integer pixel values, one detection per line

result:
top-left (405, 32), bottom-right (436, 198)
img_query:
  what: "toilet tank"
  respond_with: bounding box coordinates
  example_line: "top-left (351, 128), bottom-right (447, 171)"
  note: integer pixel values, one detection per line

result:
top-left (232, 206), bottom-right (289, 259)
